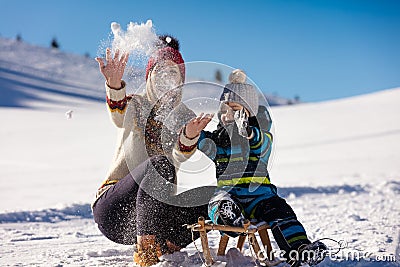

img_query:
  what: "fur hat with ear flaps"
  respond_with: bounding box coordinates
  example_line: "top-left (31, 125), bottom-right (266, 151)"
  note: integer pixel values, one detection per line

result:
top-left (145, 35), bottom-right (185, 82)
top-left (220, 69), bottom-right (259, 116)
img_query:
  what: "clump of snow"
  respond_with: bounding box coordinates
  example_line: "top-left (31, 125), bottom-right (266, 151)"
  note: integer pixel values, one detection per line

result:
top-left (97, 20), bottom-right (160, 92)
top-left (110, 20), bottom-right (158, 56)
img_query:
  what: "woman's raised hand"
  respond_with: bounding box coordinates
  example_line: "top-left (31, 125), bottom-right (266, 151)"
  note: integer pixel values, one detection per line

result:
top-left (96, 48), bottom-right (129, 89)
top-left (184, 113), bottom-right (214, 139)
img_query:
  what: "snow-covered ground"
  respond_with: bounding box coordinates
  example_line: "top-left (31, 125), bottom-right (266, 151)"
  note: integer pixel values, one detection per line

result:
top-left (0, 38), bottom-right (399, 266)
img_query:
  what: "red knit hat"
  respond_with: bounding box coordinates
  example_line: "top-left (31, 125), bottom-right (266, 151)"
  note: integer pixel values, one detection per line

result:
top-left (145, 35), bottom-right (185, 82)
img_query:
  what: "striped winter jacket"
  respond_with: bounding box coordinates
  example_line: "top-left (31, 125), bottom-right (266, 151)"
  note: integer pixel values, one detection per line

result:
top-left (175, 124), bottom-right (273, 193)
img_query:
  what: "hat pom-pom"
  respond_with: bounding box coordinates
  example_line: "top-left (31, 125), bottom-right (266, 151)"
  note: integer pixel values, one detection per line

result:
top-left (229, 69), bottom-right (247, 84)
top-left (158, 35), bottom-right (180, 51)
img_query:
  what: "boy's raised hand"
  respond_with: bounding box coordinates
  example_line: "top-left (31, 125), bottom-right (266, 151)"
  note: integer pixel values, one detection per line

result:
top-left (184, 113), bottom-right (214, 139)
top-left (234, 108), bottom-right (251, 137)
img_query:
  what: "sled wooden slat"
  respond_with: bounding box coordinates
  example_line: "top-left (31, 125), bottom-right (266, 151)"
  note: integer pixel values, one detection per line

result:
top-left (258, 227), bottom-right (274, 260)
top-left (217, 235), bottom-right (229, 256)
top-left (192, 222), bottom-right (258, 234)
top-left (248, 233), bottom-right (262, 257)
top-left (236, 235), bottom-right (246, 252)
top-left (190, 217), bottom-right (275, 264)
top-left (197, 217), bottom-right (214, 266)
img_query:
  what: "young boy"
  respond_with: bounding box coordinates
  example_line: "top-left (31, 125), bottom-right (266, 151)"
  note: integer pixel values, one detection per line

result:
top-left (174, 69), bottom-right (327, 266)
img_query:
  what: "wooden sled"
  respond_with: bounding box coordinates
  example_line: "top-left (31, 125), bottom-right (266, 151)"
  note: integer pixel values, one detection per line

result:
top-left (187, 216), bottom-right (279, 266)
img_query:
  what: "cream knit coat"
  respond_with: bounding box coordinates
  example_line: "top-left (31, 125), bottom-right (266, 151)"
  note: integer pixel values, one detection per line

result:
top-left (93, 82), bottom-right (195, 205)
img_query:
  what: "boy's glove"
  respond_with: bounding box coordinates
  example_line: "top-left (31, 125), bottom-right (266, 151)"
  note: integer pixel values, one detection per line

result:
top-left (234, 108), bottom-right (252, 137)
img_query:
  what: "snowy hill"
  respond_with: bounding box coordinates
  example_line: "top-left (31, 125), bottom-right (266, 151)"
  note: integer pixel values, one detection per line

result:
top-left (0, 38), bottom-right (294, 109)
top-left (0, 37), bottom-right (399, 266)
top-left (0, 38), bottom-right (105, 109)
top-left (270, 87), bottom-right (400, 187)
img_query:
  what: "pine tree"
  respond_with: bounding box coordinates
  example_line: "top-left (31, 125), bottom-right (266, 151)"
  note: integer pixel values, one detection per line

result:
top-left (215, 69), bottom-right (222, 83)
top-left (51, 38), bottom-right (60, 49)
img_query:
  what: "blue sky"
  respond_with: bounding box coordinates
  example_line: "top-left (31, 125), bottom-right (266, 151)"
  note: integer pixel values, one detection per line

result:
top-left (1, 0), bottom-right (399, 102)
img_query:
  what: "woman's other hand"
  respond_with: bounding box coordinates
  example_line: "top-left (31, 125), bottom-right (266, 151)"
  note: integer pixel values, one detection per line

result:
top-left (184, 113), bottom-right (214, 139)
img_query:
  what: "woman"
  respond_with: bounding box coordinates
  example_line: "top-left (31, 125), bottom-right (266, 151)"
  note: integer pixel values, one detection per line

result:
top-left (93, 35), bottom-right (209, 266)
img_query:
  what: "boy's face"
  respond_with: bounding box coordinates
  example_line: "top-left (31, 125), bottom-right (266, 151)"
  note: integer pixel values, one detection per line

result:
top-left (220, 102), bottom-right (249, 125)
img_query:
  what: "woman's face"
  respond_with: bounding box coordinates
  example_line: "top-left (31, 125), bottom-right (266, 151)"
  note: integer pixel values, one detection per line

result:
top-left (150, 60), bottom-right (182, 98)
top-left (219, 102), bottom-right (249, 125)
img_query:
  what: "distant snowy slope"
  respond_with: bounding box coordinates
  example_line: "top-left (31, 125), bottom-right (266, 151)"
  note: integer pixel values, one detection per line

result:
top-left (0, 37), bottom-right (104, 109)
top-left (270, 87), bottom-right (400, 187)
top-left (0, 37), bottom-right (294, 110)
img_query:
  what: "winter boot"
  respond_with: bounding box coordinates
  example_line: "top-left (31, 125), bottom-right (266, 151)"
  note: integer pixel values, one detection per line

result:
top-left (218, 199), bottom-right (245, 227)
top-left (208, 192), bottom-right (246, 237)
top-left (217, 199), bottom-right (246, 238)
top-left (133, 235), bottom-right (162, 267)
